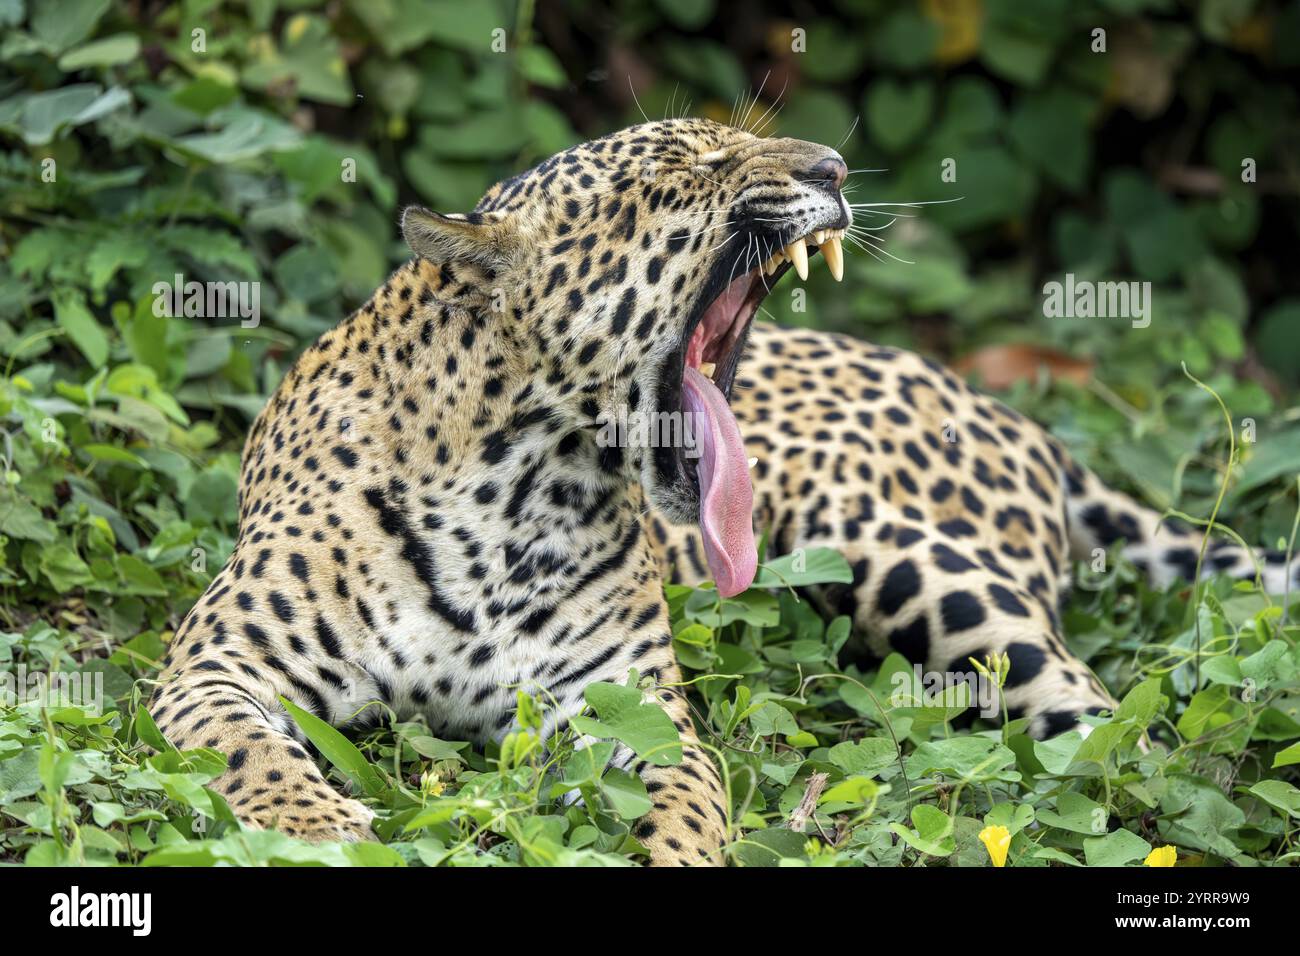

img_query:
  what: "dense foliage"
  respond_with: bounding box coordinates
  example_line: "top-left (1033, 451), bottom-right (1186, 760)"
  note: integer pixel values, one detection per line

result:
top-left (0, 0), bottom-right (1297, 865)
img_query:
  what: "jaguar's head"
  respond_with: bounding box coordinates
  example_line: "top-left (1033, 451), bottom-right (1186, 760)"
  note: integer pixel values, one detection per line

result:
top-left (401, 118), bottom-right (851, 596)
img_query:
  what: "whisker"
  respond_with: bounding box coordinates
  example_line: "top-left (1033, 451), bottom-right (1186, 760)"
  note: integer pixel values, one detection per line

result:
top-left (846, 217), bottom-right (899, 231)
top-left (627, 75), bottom-right (650, 125)
top-left (664, 84), bottom-right (679, 121)
top-left (851, 207), bottom-right (918, 219)
top-left (675, 220), bottom-right (736, 241)
top-left (843, 234), bottom-right (887, 264)
top-left (845, 232), bottom-right (914, 265)
top-left (847, 198), bottom-right (964, 208)
top-left (747, 74), bottom-right (788, 136)
top-left (742, 71), bottom-right (772, 132)
top-left (835, 114), bottom-right (861, 152)
top-left (705, 231), bottom-right (738, 254)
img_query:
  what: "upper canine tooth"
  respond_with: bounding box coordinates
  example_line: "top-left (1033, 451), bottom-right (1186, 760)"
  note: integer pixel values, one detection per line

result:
top-left (820, 235), bottom-right (843, 282)
top-left (785, 240), bottom-right (808, 280)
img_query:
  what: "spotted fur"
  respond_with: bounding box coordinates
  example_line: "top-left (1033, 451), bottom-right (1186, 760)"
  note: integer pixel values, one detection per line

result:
top-left (150, 119), bottom-right (852, 865)
top-left (651, 323), bottom-right (1300, 737)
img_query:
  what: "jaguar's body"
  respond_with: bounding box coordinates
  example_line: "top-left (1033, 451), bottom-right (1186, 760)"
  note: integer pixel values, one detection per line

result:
top-left (150, 119), bottom-right (1298, 865)
top-left (652, 321), bottom-right (1300, 737)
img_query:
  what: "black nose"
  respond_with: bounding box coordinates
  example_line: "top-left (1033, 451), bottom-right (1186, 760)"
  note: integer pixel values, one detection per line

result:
top-left (803, 156), bottom-right (847, 190)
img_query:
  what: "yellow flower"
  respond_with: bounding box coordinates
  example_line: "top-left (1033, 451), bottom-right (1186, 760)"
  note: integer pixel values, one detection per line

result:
top-left (1144, 845), bottom-right (1177, 867)
top-left (979, 824), bottom-right (1011, 867)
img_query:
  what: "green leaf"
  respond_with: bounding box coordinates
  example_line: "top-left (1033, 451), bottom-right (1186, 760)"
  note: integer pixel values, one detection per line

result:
top-left (1255, 301), bottom-right (1300, 381)
top-left (906, 736), bottom-right (1017, 781)
top-left (52, 287), bottom-right (108, 367)
top-left (517, 45), bottom-right (567, 88)
top-left (984, 801), bottom-right (1036, 836)
top-left (58, 32), bottom-right (141, 70)
top-left (659, 40), bottom-right (745, 100)
top-left (32, 0), bottom-right (109, 54)
top-left (241, 14), bottom-right (353, 107)
top-left (39, 544), bottom-right (95, 592)
top-left (979, 0), bottom-right (1057, 85)
top-left (1083, 828), bottom-right (1150, 867)
top-left (1008, 87), bottom-right (1093, 190)
top-left (1177, 686), bottom-right (1244, 741)
top-left (751, 548), bottom-right (853, 588)
top-left (891, 804), bottom-right (955, 856)
top-left (0, 499), bottom-right (57, 543)
top-left (599, 767), bottom-right (652, 819)
top-left (1159, 776), bottom-right (1246, 860)
top-left (173, 106), bottom-right (302, 164)
top-left (343, 842), bottom-right (406, 866)
top-left (655, 0), bottom-right (715, 30)
top-left (0, 83), bottom-right (129, 146)
top-left (1037, 791), bottom-right (1108, 835)
top-left (865, 78), bottom-right (934, 154)
top-left (820, 776), bottom-right (878, 807)
top-left (568, 680), bottom-right (682, 766)
top-left (278, 696), bottom-right (385, 796)
top-left (1249, 780), bottom-right (1300, 818)
top-left (828, 737), bottom-right (898, 777)
top-left (86, 233), bottom-right (150, 292)
top-left (799, 21), bottom-right (868, 82)
top-left (735, 827), bottom-right (808, 866)
top-left (1115, 676), bottom-right (1165, 725)
top-left (134, 705), bottom-right (176, 753)
top-left (1272, 742), bottom-right (1300, 769)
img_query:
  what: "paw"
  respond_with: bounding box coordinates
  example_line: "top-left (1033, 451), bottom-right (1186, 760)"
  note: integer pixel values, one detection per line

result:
top-left (243, 795), bottom-right (376, 843)
top-left (295, 798), bottom-right (376, 843)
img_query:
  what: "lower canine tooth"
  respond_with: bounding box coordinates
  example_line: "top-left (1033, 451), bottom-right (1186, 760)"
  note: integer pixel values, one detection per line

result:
top-left (820, 235), bottom-right (843, 282)
top-left (785, 240), bottom-right (808, 280)
top-left (699, 362), bottom-right (716, 377)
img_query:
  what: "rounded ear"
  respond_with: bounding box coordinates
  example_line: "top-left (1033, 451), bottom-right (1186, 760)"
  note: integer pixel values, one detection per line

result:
top-left (401, 207), bottom-right (518, 268)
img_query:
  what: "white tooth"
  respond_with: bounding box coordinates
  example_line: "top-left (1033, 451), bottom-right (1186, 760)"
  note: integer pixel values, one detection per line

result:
top-left (813, 230), bottom-right (825, 244)
top-left (747, 457), bottom-right (758, 470)
top-left (820, 235), bottom-right (843, 282)
top-left (785, 240), bottom-right (808, 280)
top-left (699, 362), bottom-right (716, 377)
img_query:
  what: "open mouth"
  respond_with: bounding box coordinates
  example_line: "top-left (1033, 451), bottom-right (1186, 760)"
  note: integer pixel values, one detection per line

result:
top-left (654, 227), bottom-right (847, 597)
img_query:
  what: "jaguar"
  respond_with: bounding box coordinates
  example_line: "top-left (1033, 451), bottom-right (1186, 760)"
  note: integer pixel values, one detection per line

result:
top-left (149, 118), bottom-right (1297, 865)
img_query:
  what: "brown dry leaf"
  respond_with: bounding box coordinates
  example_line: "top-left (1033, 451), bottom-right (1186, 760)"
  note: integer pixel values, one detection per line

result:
top-left (953, 344), bottom-right (1094, 390)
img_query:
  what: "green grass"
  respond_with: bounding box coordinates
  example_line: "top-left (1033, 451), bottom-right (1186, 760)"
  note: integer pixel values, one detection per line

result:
top-left (3, 513), bottom-right (1300, 866)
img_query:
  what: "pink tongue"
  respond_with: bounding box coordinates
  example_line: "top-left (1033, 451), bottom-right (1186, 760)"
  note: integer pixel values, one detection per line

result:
top-left (680, 366), bottom-right (756, 597)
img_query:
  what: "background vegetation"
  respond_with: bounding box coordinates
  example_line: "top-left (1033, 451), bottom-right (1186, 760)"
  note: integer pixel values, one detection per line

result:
top-left (1, 0), bottom-right (1298, 866)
